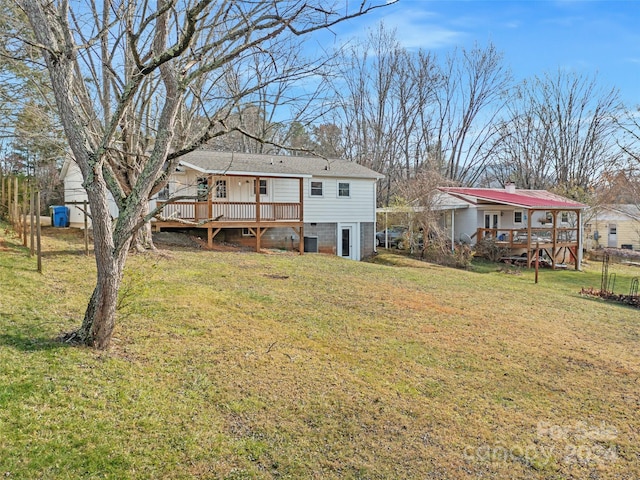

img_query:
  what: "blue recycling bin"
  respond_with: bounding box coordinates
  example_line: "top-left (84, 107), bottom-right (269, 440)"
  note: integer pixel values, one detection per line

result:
top-left (50, 206), bottom-right (70, 227)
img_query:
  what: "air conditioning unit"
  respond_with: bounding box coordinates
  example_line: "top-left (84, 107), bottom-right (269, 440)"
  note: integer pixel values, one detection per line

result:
top-left (304, 236), bottom-right (318, 253)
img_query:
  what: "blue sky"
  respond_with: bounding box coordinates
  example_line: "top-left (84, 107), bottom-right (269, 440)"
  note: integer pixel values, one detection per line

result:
top-left (323, 0), bottom-right (640, 106)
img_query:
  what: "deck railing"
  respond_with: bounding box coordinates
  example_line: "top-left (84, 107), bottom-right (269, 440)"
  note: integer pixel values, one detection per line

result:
top-left (477, 227), bottom-right (579, 246)
top-left (157, 201), bottom-right (301, 223)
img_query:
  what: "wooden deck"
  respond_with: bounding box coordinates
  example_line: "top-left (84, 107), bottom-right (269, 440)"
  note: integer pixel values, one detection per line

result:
top-left (157, 201), bottom-right (301, 224)
top-left (477, 227), bottom-right (580, 269)
top-left (155, 200), bottom-right (304, 252)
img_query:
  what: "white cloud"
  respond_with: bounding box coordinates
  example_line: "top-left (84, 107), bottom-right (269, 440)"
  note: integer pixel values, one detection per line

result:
top-left (371, 9), bottom-right (465, 50)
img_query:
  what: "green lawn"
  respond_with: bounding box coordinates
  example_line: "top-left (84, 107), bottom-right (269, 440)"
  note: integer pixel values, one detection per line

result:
top-left (1, 225), bottom-right (639, 479)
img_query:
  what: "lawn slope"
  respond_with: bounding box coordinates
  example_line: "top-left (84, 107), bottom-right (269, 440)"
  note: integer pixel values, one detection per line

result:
top-left (1, 226), bottom-right (638, 479)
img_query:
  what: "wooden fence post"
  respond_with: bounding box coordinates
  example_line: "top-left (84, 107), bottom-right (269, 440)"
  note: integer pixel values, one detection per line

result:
top-left (13, 176), bottom-right (18, 230)
top-left (6, 176), bottom-right (12, 224)
top-left (22, 196), bottom-right (27, 247)
top-left (0, 172), bottom-right (4, 216)
top-left (30, 189), bottom-right (35, 256)
top-left (36, 191), bottom-right (42, 273)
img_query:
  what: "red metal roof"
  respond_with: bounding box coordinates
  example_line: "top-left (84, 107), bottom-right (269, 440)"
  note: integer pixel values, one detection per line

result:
top-left (439, 187), bottom-right (587, 209)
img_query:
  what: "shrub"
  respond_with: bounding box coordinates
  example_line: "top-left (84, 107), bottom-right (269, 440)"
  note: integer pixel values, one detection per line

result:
top-left (474, 237), bottom-right (510, 263)
top-left (420, 242), bottom-right (474, 269)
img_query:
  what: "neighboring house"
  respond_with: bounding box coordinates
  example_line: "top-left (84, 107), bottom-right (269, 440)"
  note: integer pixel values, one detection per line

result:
top-left (61, 150), bottom-right (383, 260)
top-left (61, 159), bottom-right (120, 224)
top-left (585, 204), bottom-right (640, 251)
top-left (438, 185), bottom-right (587, 269)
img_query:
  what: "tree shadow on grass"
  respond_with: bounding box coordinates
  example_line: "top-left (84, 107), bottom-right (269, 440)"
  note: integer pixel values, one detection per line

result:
top-left (41, 249), bottom-right (91, 258)
top-left (0, 332), bottom-right (72, 352)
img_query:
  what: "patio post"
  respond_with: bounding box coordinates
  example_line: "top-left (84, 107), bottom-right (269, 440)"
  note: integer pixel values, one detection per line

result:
top-left (576, 209), bottom-right (583, 270)
top-left (526, 208), bottom-right (533, 267)
top-left (551, 210), bottom-right (558, 269)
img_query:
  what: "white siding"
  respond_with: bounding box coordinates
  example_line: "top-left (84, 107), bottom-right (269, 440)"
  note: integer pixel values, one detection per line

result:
top-left (303, 177), bottom-right (376, 223)
top-left (63, 162), bottom-right (119, 228)
top-left (452, 208), bottom-right (477, 243)
top-left (167, 173), bottom-right (300, 203)
top-left (271, 178), bottom-right (299, 202)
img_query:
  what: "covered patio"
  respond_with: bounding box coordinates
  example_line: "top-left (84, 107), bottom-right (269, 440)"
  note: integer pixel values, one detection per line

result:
top-left (439, 186), bottom-right (587, 270)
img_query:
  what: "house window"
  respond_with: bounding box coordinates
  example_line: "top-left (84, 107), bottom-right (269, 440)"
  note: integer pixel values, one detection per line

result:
top-left (561, 212), bottom-right (569, 223)
top-left (513, 211), bottom-right (523, 224)
top-left (253, 179), bottom-right (267, 196)
top-left (215, 179), bottom-right (227, 199)
top-left (197, 177), bottom-right (208, 200)
top-left (338, 182), bottom-right (350, 198)
top-left (242, 228), bottom-right (255, 237)
top-left (310, 181), bottom-right (323, 197)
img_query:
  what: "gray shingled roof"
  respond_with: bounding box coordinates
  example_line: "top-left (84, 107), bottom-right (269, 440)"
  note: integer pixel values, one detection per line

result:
top-left (602, 204), bottom-right (640, 220)
top-left (179, 150), bottom-right (384, 179)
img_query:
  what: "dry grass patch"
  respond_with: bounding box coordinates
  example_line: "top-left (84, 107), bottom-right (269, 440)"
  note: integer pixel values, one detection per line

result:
top-left (1, 226), bottom-right (639, 479)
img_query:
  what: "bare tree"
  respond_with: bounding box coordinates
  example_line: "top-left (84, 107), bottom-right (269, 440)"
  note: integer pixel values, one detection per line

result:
top-left (434, 43), bottom-right (511, 185)
top-left (488, 71), bottom-right (623, 195)
top-left (333, 26), bottom-right (510, 204)
top-left (614, 105), bottom-right (640, 206)
top-left (19, 0), bottom-right (394, 349)
top-left (0, 0), bottom-right (67, 207)
top-left (334, 24), bottom-right (440, 204)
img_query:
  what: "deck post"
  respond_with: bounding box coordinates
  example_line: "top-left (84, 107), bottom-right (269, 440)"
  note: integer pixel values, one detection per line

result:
top-left (299, 177), bottom-right (304, 255)
top-left (207, 175), bottom-right (213, 222)
top-left (255, 176), bottom-right (261, 224)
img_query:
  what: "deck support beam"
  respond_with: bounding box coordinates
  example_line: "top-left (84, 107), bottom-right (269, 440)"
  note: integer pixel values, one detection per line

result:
top-left (208, 227), bottom-right (221, 248)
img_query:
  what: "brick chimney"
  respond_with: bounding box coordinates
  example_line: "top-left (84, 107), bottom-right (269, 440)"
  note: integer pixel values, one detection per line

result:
top-left (505, 182), bottom-right (516, 194)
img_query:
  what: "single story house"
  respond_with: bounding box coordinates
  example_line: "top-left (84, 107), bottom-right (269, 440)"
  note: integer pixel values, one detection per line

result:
top-left (584, 204), bottom-right (640, 251)
top-left (438, 185), bottom-right (587, 269)
top-left (61, 150), bottom-right (383, 260)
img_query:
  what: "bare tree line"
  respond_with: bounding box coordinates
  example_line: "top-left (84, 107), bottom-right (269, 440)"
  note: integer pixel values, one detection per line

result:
top-left (325, 25), bottom-right (629, 205)
top-left (2, 15), bottom-right (635, 210)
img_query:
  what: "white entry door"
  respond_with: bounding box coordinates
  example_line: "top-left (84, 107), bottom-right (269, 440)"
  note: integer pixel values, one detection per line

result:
top-left (341, 226), bottom-right (352, 258)
top-left (338, 223), bottom-right (358, 260)
top-left (484, 211), bottom-right (500, 230)
top-left (608, 224), bottom-right (617, 248)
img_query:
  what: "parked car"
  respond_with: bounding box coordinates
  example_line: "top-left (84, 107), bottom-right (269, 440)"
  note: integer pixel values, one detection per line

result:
top-left (376, 226), bottom-right (407, 248)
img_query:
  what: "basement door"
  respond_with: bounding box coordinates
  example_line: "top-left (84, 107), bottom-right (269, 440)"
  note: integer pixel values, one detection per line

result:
top-left (338, 223), bottom-right (358, 260)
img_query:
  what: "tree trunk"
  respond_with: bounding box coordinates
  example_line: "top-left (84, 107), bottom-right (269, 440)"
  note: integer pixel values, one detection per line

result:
top-left (75, 243), bottom-right (130, 349)
top-left (70, 180), bottom-right (133, 349)
top-left (131, 202), bottom-right (156, 252)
